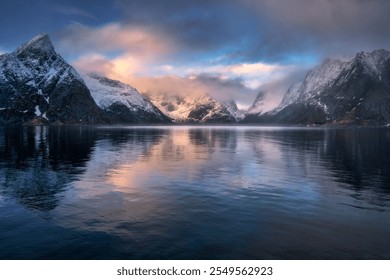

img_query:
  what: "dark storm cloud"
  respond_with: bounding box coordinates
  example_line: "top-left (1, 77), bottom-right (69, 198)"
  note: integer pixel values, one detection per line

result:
top-left (3, 0), bottom-right (390, 62)
top-left (115, 0), bottom-right (255, 59)
top-left (242, 0), bottom-right (390, 58)
top-left (114, 0), bottom-right (390, 62)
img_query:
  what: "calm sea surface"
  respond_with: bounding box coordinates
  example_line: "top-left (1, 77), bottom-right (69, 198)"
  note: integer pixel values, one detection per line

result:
top-left (0, 126), bottom-right (389, 259)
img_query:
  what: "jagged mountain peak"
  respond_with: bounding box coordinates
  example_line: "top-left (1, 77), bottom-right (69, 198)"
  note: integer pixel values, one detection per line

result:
top-left (222, 99), bottom-right (246, 121)
top-left (14, 33), bottom-right (55, 57)
top-left (355, 49), bottom-right (390, 60)
top-left (0, 33), bottom-right (104, 124)
top-left (247, 91), bottom-right (266, 115)
top-left (223, 100), bottom-right (239, 111)
top-left (353, 49), bottom-right (390, 74)
top-left (271, 57), bottom-right (349, 112)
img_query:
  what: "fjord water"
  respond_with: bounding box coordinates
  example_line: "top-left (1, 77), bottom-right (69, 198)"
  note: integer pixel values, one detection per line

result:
top-left (0, 126), bottom-right (389, 259)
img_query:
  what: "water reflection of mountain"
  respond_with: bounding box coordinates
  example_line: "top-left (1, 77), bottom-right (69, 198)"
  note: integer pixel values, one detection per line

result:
top-left (244, 128), bottom-right (390, 199)
top-left (324, 129), bottom-right (390, 191)
top-left (188, 128), bottom-right (237, 150)
top-left (0, 126), bottom-right (96, 211)
top-left (0, 126), bottom-right (389, 259)
top-left (0, 126), bottom-right (167, 211)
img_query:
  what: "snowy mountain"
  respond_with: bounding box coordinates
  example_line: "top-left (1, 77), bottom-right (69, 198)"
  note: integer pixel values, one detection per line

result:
top-left (244, 92), bottom-right (267, 121)
top-left (222, 100), bottom-right (246, 121)
top-left (277, 58), bottom-right (349, 111)
top-left (0, 34), bottom-right (104, 124)
top-left (82, 73), bottom-right (170, 123)
top-left (244, 49), bottom-right (390, 125)
top-left (145, 93), bottom-right (236, 123)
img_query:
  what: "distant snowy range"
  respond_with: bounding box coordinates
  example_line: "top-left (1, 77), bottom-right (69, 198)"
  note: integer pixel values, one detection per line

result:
top-left (1, 34), bottom-right (389, 126)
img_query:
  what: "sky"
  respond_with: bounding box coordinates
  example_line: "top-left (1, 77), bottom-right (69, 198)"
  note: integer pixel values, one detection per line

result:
top-left (2, 0), bottom-right (390, 109)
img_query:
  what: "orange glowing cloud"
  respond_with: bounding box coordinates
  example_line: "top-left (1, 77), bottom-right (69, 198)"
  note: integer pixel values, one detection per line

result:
top-left (74, 53), bottom-right (143, 83)
top-left (66, 23), bottom-right (177, 84)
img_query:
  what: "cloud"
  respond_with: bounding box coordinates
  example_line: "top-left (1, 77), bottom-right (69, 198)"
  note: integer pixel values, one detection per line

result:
top-left (59, 22), bottom-right (179, 85)
top-left (57, 23), bottom-right (174, 60)
top-left (115, 0), bottom-right (390, 61)
top-left (73, 51), bottom-right (301, 109)
top-left (58, 1), bottom-right (390, 69)
top-left (219, 62), bottom-right (299, 89)
top-left (114, 0), bottom-right (257, 63)
top-left (190, 74), bottom-right (258, 105)
top-left (74, 52), bottom-right (146, 84)
top-left (110, 0), bottom-right (390, 63)
top-left (73, 53), bottom-right (114, 76)
top-left (241, 0), bottom-right (390, 57)
top-left (56, 0), bottom-right (390, 112)
top-left (226, 63), bottom-right (283, 75)
top-left (256, 67), bottom-right (310, 112)
top-left (132, 74), bottom-right (258, 108)
top-left (52, 5), bottom-right (96, 19)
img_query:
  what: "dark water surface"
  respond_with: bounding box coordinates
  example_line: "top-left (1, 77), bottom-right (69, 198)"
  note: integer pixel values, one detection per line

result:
top-left (0, 126), bottom-right (389, 259)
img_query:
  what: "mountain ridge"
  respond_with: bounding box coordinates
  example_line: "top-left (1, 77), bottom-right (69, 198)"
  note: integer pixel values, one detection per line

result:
top-left (145, 92), bottom-right (237, 123)
top-left (1, 34), bottom-right (389, 126)
top-left (244, 49), bottom-right (390, 125)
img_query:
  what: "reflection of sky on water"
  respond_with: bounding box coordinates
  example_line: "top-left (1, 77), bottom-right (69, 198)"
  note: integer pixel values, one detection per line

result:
top-left (0, 126), bottom-right (389, 259)
top-left (55, 127), bottom-right (389, 228)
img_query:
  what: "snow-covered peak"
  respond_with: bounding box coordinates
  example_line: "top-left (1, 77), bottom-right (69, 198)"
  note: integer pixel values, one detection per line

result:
top-left (0, 34), bottom-right (105, 124)
top-left (223, 100), bottom-right (246, 121)
top-left (355, 49), bottom-right (390, 75)
top-left (147, 92), bottom-right (235, 123)
top-left (82, 73), bottom-right (156, 113)
top-left (282, 49), bottom-right (390, 109)
top-left (300, 58), bottom-right (348, 96)
top-left (247, 92), bottom-right (266, 115)
top-left (0, 33), bottom-right (84, 90)
top-left (223, 100), bottom-right (238, 112)
top-left (14, 34), bottom-right (55, 56)
top-left (273, 58), bottom-right (349, 112)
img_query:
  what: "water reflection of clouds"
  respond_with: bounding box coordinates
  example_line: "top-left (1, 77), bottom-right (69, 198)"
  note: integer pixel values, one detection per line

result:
top-left (1, 126), bottom-right (390, 259)
top-left (88, 128), bottom-right (321, 205)
top-left (99, 128), bottom-right (238, 191)
top-left (70, 127), bottom-right (389, 208)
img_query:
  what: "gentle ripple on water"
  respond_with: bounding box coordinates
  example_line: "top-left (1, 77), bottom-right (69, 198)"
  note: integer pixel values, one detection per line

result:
top-left (0, 125), bottom-right (389, 259)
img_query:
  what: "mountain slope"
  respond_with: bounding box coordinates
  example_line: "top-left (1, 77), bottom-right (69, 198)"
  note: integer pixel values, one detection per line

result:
top-left (0, 34), bottom-right (104, 124)
top-left (82, 73), bottom-right (170, 123)
top-left (244, 49), bottom-right (390, 125)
